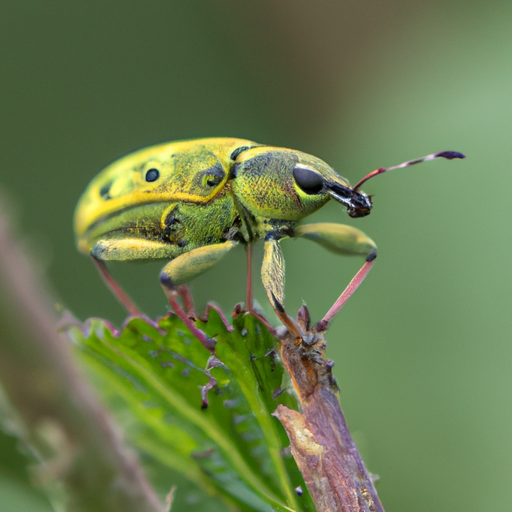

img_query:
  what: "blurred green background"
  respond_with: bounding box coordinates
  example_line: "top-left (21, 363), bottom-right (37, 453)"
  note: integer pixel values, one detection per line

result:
top-left (1, 1), bottom-right (511, 511)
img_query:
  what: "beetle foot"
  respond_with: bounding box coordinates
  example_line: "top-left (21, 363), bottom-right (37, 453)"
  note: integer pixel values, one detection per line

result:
top-left (203, 304), bottom-right (233, 332)
top-left (269, 292), bottom-right (304, 339)
top-left (232, 303), bottom-right (278, 337)
top-left (163, 284), bottom-right (217, 353)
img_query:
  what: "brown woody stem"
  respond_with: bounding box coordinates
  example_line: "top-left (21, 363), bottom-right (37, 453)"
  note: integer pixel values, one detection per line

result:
top-left (274, 308), bottom-right (385, 512)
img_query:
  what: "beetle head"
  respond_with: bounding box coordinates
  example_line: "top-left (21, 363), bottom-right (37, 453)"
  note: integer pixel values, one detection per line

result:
top-left (290, 157), bottom-right (375, 218)
top-left (231, 146), bottom-right (371, 223)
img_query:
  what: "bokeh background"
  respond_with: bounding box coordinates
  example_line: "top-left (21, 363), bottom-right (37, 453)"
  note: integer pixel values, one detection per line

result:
top-left (1, 1), bottom-right (511, 511)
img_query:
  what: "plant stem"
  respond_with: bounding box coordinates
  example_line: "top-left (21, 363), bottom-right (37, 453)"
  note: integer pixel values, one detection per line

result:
top-left (274, 307), bottom-right (385, 512)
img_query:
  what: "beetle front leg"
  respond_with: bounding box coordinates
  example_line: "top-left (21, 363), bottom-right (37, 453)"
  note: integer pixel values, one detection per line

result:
top-left (293, 223), bottom-right (377, 332)
top-left (160, 241), bottom-right (238, 352)
top-left (261, 239), bottom-right (303, 337)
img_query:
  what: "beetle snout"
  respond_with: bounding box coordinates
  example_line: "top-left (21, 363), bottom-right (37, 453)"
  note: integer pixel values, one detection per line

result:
top-left (325, 181), bottom-right (373, 218)
top-left (347, 192), bottom-right (373, 218)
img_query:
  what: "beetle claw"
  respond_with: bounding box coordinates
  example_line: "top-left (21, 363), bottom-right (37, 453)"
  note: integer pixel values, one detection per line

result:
top-left (270, 292), bottom-right (303, 339)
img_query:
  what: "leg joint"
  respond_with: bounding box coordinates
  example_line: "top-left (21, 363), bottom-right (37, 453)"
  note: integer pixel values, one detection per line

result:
top-left (366, 247), bottom-right (378, 262)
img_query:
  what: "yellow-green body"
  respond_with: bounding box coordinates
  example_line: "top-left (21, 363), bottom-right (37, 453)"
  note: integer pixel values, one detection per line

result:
top-left (74, 137), bottom-right (376, 314)
top-left (76, 139), bottom-right (241, 259)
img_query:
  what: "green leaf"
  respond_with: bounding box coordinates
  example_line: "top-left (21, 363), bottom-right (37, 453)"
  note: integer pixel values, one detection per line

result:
top-left (67, 308), bottom-right (315, 512)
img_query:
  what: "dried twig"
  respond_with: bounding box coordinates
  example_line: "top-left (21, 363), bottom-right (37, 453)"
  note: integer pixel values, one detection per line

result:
top-left (274, 306), bottom-right (384, 512)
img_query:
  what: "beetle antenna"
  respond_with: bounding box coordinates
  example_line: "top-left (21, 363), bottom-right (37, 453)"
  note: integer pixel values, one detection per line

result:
top-left (352, 151), bottom-right (465, 191)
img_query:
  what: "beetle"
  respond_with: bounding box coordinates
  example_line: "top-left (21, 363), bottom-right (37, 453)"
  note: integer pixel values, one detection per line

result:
top-left (74, 138), bottom-right (464, 341)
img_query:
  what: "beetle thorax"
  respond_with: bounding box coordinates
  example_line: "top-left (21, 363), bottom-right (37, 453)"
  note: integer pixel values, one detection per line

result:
top-left (230, 150), bottom-right (330, 242)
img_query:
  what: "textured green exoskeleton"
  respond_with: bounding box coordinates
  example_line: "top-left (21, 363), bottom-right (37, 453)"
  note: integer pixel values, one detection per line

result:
top-left (75, 138), bottom-right (463, 336)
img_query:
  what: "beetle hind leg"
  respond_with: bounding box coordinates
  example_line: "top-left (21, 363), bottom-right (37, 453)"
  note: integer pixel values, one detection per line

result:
top-left (92, 257), bottom-right (141, 317)
top-left (90, 237), bottom-right (180, 317)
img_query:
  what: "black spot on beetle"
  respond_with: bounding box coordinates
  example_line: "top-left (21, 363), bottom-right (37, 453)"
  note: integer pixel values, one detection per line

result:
top-left (164, 208), bottom-right (179, 228)
top-left (145, 168), bottom-right (160, 182)
top-left (99, 182), bottom-right (111, 200)
top-left (200, 164), bottom-right (225, 187)
top-left (230, 146), bottom-right (251, 161)
top-left (206, 175), bottom-right (221, 186)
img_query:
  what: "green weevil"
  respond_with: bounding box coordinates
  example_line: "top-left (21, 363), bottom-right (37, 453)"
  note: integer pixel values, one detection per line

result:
top-left (74, 137), bottom-right (464, 341)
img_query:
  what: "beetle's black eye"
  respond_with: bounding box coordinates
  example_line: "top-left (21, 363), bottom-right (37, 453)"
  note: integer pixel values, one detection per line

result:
top-left (145, 168), bottom-right (160, 182)
top-left (293, 166), bottom-right (324, 194)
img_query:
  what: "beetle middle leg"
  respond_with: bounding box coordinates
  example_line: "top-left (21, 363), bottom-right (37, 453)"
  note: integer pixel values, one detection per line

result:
top-left (293, 223), bottom-right (377, 332)
top-left (245, 244), bottom-right (253, 312)
top-left (160, 241), bottom-right (239, 351)
top-left (242, 243), bottom-right (281, 335)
